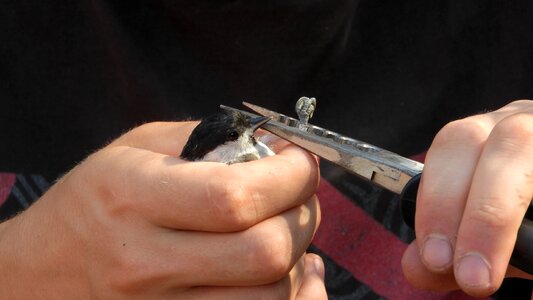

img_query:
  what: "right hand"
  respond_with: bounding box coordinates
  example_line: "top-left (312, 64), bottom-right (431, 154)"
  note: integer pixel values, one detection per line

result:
top-left (0, 121), bottom-right (325, 300)
top-left (401, 100), bottom-right (533, 297)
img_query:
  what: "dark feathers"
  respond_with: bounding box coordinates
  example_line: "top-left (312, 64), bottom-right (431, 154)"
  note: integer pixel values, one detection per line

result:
top-left (180, 111), bottom-right (252, 161)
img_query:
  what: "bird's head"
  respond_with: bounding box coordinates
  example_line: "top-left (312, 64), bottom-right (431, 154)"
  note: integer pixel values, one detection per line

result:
top-left (180, 111), bottom-right (272, 164)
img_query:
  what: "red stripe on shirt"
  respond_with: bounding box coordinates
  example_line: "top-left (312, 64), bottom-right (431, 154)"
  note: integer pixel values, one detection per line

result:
top-left (0, 173), bottom-right (16, 207)
top-left (313, 179), bottom-right (485, 300)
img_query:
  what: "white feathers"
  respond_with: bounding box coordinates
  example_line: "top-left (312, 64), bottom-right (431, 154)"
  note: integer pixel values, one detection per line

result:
top-left (201, 128), bottom-right (274, 164)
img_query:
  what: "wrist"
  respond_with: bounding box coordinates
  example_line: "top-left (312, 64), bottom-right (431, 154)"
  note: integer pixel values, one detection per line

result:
top-left (0, 199), bottom-right (89, 299)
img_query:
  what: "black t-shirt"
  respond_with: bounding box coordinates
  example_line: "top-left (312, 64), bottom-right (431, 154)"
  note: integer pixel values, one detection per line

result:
top-left (1, 1), bottom-right (532, 298)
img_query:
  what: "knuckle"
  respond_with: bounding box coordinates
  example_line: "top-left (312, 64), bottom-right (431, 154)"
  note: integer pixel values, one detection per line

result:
top-left (207, 177), bottom-right (257, 230)
top-left (492, 112), bottom-right (533, 145)
top-left (506, 99), bottom-right (533, 108)
top-left (469, 201), bottom-right (511, 231)
top-left (136, 121), bottom-right (164, 131)
top-left (246, 230), bottom-right (292, 280)
top-left (434, 118), bottom-right (490, 148)
top-left (104, 251), bottom-right (151, 294)
top-left (126, 122), bottom-right (164, 139)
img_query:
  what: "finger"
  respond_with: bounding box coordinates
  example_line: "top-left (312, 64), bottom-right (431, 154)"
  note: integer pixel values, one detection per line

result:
top-left (414, 102), bottom-right (533, 273)
top-left (415, 114), bottom-right (494, 273)
top-left (401, 240), bottom-right (460, 291)
top-left (85, 140), bottom-right (319, 232)
top-left (177, 256), bottom-right (306, 300)
top-left (110, 121), bottom-right (196, 156)
top-left (401, 242), bottom-right (533, 292)
top-left (454, 112), bottom-right (533, 296)
top-left (295, 253), bottom-right (327, 300)
top-left (139, 197), bottom-right (320, 287)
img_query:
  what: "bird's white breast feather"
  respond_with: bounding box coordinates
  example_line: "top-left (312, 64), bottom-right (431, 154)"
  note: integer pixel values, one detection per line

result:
top-left (202, 129), bottom-right (273, 164)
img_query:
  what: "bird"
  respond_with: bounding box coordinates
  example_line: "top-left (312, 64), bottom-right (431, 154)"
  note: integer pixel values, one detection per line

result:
top-left (180, 110), bottom-right (274, 164)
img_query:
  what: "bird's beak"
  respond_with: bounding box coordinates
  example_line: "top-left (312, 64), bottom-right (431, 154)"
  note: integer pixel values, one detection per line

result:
top-left (249, 116), bottom-right (271, 132)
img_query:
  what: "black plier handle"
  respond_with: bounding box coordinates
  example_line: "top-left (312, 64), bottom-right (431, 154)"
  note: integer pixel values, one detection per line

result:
top-left (220, 102), bottom-right (533, 274)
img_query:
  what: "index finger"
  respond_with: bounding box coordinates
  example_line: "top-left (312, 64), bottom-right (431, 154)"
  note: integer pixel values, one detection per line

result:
top-left (88, 123), bottom-right (320, 232)
top-left (453, 112), bottom-right (533, 295)
top-left (109, 121), bottom-right (196, 156)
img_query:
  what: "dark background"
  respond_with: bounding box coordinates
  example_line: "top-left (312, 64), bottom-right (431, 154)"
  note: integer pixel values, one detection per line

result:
top-left (2, 1), bottom-right (532, 176)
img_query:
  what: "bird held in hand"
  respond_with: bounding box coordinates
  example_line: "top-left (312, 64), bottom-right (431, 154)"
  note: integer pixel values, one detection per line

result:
top-left (181, 111), bottom-right (274, 164)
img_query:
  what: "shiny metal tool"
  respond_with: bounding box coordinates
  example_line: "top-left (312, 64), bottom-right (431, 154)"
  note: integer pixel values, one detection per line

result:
top-left (220, 101), bottom-right (533, 274)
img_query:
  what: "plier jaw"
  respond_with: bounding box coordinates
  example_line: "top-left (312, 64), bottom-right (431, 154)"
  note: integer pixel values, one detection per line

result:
top-left (220, 101), bottom-right (533, 275)
top-left (221, 102), bottom-right (423, 195)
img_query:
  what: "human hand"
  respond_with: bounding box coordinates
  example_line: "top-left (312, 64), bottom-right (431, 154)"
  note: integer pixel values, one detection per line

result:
top-left (401, 100), bottom-right (533, 297)
top-left (0, 121), bottom-right (325, 299)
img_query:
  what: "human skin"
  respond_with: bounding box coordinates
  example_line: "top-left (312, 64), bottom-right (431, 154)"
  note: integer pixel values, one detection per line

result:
top-left (0, 121), bottom-right (326, 300)
top-left (402, 100), bottom-right (533, 297)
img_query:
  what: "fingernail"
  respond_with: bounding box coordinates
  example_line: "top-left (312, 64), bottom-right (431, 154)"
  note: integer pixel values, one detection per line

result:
top-left (421, 234), bottom-right (453, 271)
top-left (456, 252), bottom-right (491, 288)
top-left (313, 256), bottom-right (325, 278)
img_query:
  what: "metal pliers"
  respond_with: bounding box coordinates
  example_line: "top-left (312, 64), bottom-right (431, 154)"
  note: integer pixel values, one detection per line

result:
top-left (221, 101), bottom-right (533, 274)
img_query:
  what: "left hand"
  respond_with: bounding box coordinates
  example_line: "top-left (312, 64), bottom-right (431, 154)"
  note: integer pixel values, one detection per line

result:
top-left (401, 100), bottom-right (533, 297)
top-left (0, 121), bottom-right (326, 300)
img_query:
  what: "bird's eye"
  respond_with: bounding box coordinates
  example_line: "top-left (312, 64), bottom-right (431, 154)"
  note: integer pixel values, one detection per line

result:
top-left (228, 130), bottom-right (239, 140)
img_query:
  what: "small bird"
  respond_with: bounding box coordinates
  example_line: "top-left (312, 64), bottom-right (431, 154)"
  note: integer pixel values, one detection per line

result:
top-left (180, 110), bottom-right (274, 164)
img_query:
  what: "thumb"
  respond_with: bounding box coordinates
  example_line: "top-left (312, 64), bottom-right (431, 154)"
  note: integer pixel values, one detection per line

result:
top-left (295, 253), bottom-right (327, 300)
